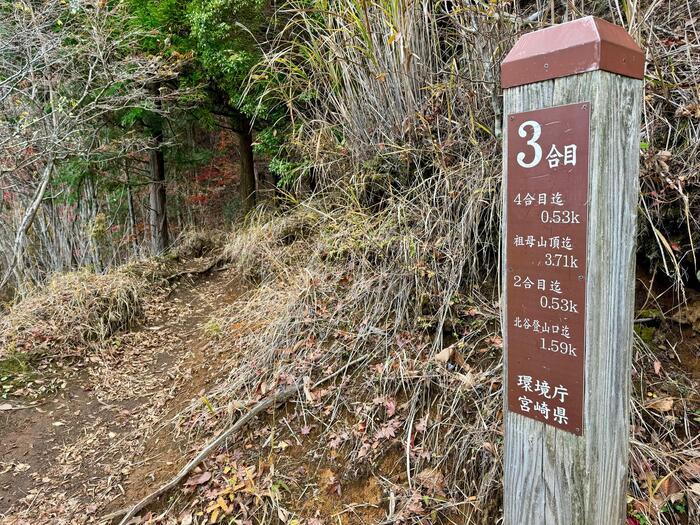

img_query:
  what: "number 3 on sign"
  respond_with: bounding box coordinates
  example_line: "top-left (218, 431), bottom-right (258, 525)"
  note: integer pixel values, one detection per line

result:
top-left (516, 120), bottom-right (542, 168)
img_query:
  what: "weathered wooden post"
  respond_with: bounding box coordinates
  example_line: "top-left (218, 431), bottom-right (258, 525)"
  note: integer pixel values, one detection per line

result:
top-left (501, 17), bottom-right (644, 524)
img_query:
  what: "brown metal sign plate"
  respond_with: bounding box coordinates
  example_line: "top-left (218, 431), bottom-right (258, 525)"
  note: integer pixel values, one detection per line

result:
top-left (505, 102), bottom-right (590, 435)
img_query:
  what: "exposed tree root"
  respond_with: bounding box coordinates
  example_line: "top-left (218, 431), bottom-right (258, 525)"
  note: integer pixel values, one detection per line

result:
top-left (107, 355), bottom-right (368, 524)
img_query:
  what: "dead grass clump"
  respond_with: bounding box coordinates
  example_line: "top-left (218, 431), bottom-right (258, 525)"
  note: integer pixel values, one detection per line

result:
top-left (222, 207), bottom-right (322, 282)
top-left (627, 331), bottom-right (700, 524)
top-left (120, 256), bottom-right (180, 284)
top-left (0, 269), bottom-right (145, 358)
top-left (171, 229), bottom-right (227, 260)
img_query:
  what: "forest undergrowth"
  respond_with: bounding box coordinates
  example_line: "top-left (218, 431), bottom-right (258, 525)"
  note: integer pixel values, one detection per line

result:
top-left (156, 2), bottom-right (700, 523)
top-left (158, 187), bottom-right (697, 525)
top-left (0, 203), bottom-right (698, 525)
top-left (1, 0), bottom-right (699, 524)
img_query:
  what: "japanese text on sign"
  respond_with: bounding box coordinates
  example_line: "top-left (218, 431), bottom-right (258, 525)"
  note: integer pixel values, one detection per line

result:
top-left (505, 102), bottom-right (590, 435)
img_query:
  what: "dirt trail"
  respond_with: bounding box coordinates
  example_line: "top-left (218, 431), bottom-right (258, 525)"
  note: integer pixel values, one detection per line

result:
top-left (0, 267), bottom-right (242, 524)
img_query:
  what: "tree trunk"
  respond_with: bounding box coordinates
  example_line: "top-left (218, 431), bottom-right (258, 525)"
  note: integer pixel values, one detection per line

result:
top-left (149, 121), bottom-right (169, 254)
top-left (125, 161), bottom-right (139, 256)
top-left (238, 128), bottom-right (256, 213)
top-left (0, 158), bottom-right (54, 292)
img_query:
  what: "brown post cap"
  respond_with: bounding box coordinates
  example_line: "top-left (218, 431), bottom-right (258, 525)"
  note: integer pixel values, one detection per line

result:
top-left (501, 16), bottom-right (644, 88)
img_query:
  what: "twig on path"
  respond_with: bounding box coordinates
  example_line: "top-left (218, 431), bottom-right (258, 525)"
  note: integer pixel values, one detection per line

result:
top-left (108, 354), bottom-right (368, 525)
top-left (0, 402), bottom-right (46, 411)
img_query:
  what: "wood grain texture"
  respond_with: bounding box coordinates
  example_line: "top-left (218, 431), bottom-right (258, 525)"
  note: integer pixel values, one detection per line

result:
top-left (502, 71), bottom-right (642, 524)
top-left (502, 80), bottom-right (554, 524)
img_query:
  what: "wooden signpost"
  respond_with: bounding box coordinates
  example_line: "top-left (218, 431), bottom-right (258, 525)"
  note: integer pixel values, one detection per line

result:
top-left (501, 17), bottom-right (644, 524)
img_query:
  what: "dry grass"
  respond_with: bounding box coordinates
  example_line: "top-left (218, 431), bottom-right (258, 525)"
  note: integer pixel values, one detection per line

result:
top-left (171, 228), bottom-right (227, 260)
top-left (0, 228), bottom-right (226, 362)
top-left (223, 207), bottom-right (322, 282)
top-left (0, 1), bottom-right (693, 523)
top-left (176, 196), bottom-right (698, 524)
top-left (252, 0), bottom-right (699, 293)
top-left (637, 0), bottom-right (700, 294)
top-left (0, 269), bottom-right (146, 358)
top-left (173, 2), bottom-right (700, 521)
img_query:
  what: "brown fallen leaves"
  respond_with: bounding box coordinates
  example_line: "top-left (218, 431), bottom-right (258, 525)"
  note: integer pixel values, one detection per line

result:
top-left (645, 397), bottom-right (674, 413)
